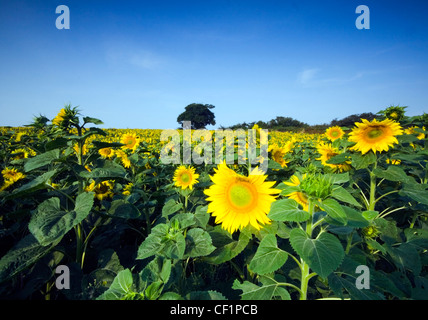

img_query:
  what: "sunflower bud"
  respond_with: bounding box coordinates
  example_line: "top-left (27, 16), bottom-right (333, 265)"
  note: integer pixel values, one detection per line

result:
top-left (300, 173), bottom-right (333, 200)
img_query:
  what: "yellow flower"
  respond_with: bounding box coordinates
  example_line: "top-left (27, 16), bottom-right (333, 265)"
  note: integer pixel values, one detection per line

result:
top-left (348, 118), bottom-right (403, 154)
top-left (99, 147), bottom-right (115, 159)
top-left (268, 144), bottom-right (289, 168)
top-left (2, 167), bottom-right (26, 184)
top-left (283, 174), bottom-right (309, 211)
top-left (404, 126), bottom-right (425, 140)
top-left (52, 108), bottom-right (67, 126)
top-left (122, 182), bottom-right (134, 196)
top-left (121, 133), bottom-right (140, 151)
top-left (73, 143), bottom-right (88, 156)
top-left (325, 126), bottom-right (345, 141)
top-left (85, 180), bottom-right (114, 201)
top-left (204, 161), bottom-right (280, 234)
top-left (386, 158), bottom-right (401, 165)
top-left (173, 165), bottom-right (199, 190)
top-left (115, 150), bottom-right (131, 168)
top-left (316, 143), bottom-right (351, 172)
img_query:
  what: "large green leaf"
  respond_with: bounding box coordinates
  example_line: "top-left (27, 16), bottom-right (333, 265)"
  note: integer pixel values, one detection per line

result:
top-left (24, 149), bottom-right (60, 172)
top-left (268, 198), bottom-right (310, 222)
top-left (108, 199), bottom-right (141, 219)
top-left (28, 192), bottom-right (94, 246)
top-left (162, 233), bottom-right (186, 259)
top-left (331, 186), bottom-right (362, 208)
top-left (318, 198), bottom-right (347, 225)
top-left (351, 152), bottom-right (377, 170)
top-left (6, 169), bottom-right (57, 200)
top-left (96, 269), bottom-right (134, 300)
top-left (399, 184), bottom-right (428, 205)
top-left (161, 199), bottom-right (183, 218)
top-left (184, 228), bottom-right (216, 258)
top-left (249, 234), bottom-right (288, 275)
top-left (289, 229), bottom-right (345, 278)
top-left (0, 234), bottom-right (58, 283)
top-left (80, 160), bottom-right (126, 179)
top-left (232, 277), bottom-right (290, 300)
top-left (136, 224), bottom-right (168, 260)
top-left (204, 227), bottom-right (252, 264)
top-left (373, 166), bottom-right (416, 184)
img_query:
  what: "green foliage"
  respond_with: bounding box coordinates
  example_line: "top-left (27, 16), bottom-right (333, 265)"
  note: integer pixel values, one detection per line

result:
top-left (177, 103), bottom-right (216, 129)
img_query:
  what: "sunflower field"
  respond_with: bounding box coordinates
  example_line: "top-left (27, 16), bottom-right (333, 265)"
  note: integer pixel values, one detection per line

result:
top-left (1, 105), bottom-right (428, 301)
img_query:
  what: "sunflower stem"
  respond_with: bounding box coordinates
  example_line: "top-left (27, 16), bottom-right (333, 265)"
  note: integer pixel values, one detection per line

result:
top-left (300, 198), bottom-right (315, 300)
top-left (368, 158), bottom-right (378, 211)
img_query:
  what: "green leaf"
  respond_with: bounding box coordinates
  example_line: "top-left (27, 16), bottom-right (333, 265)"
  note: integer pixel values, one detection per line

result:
top-left (373, 166), bottom-right (416, 184)
top-left (162, 199), bottom-right (183, 218)
top-left (399, 184), bottom-right (428, 205)
top-left (186, 291), bottom-right (227, 300)
top-left (96, 269), bottom-right (134, 300)
top-left (232, 278), bottom-right (289, 300)
top-left (83, 116), bottom-right (104, 125)
top-left (0, 234), bottom-right (58, 283)
top-left (108, 200), bottom-right (141, 219)
top-left (92, 141), bottom-right (124, 149)
top-left (326, 153), bottom-right (350, 165)
top-left (162, 232), bottom-right (186, 259)
top-left (185, 228), bottom-right (216, 258)
top-left (351, 152), bottom-right (377, 170)
top-left (136, 224), bottom-right (168, 260)
top-left (170, 213), bottom-right (196, 230)
top-left (331, 186), bottom-right (362, 208)
top-left (194, 205), bottom-right (210, 229)
top-left (330, 172), bottom-right (350, 184)
top-left (289, 229), bottom-right (345, 278)
top-left (80, 160), bottom-right (126, 179)
top-left (6, 169), bottom-right (57, 200)
top-left (204, 227), bottom-right (252, 264)
top-left (249, 234), bottom-right (288, 275)
top-left (24, 149), bottom-right (60, 172)
top-left (140, 256), bottom-right (172, 287)
top-left (268, 198), bottom-right (310, 222)
top-left (385, 243), bottom-right (421, 275)
top-left (362, 210), bottom-right (378, 221)
top-left (28, 192), bottom-right (94, 246)
top-left (268, 159), bottom-right (284, 170)
top-left (318, 198), bottom-right (347, 225)
top-left (404, 228), bottom-right (428, 250)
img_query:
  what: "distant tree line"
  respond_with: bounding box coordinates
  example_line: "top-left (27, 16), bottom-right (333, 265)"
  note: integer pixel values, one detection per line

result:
top-left (176, 103), bottom-right (378, 133)
top-left (219, 112), bottom-right (378, 133)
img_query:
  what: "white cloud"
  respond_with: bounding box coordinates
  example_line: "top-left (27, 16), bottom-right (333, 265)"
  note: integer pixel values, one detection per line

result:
top-left (297, 68), bottom-right (320, 84)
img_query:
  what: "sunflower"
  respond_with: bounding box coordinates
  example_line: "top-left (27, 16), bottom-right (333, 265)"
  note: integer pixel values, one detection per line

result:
top-left (325, 126), bottom-right (345, 141)
top-left (85, 180), bottom-right (114, 201)
top-left (316, 143), bottom-right (351, 172)
top-left (115, 150), bottom-right (131, 168)
top-left (348, 118), bottom-right (403, 154)
top-left (204, 161), bottom-right (280, 233)
top-left (173, 165), bottom-right (199, 190)
top-left (99, 147), bottom-right (115, 159)
top-left (404, 126), bottom-right (425, 140)
top-left (52, 108), bottom-right (67, 126)
top-left (268, 144), bottom-right (289, 168)
top-left (122, 182), bottom-right (134, 196)
top-left (283, 173), bottom-right (309, 211)
top-left (121, 133), bottom-right (140, 151)
top-left (2, 167), bottom-right (26, 184)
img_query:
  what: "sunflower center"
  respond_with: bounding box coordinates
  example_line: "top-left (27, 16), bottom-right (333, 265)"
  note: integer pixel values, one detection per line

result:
top-left (367, 127), bottom-right (384, 139)
top-left (97, 183), bottom-right (109, 193)
top-left (227, 179), bottom-right (257, 212)
top-left (331, 130), bottom-right (340, 137)
top-left (179, 172), bottom-right (191, 184)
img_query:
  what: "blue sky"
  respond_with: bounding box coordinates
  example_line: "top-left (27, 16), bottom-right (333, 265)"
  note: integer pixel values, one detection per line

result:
top-left (0, 0), bottom-right (427, 129)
